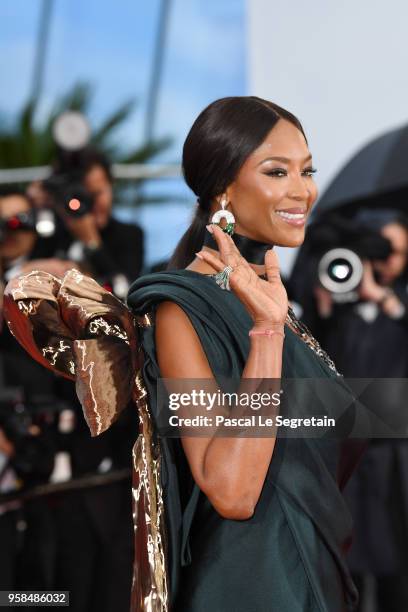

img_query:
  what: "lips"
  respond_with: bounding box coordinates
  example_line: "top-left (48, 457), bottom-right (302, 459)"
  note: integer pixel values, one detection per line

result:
top-left (276, 207), bottom-right (307, 214)
top-left (275, 208), bottom-right (307, 226)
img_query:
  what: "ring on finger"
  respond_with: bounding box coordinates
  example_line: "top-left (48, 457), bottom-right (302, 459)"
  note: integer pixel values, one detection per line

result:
top-left (213, 264), bottom-right (235, 291)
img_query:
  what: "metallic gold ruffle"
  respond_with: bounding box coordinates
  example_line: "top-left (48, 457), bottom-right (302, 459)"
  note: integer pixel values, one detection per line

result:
top-left (3, 269), bottom-right (170, 611)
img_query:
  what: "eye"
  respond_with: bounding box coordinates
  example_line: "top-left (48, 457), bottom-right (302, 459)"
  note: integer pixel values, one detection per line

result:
top-left (265, 167), bottom-right (318, 178)
top-left (265, 168), bottom-right (287, 178)
top-left (302, 167), bottom-right (318, 177)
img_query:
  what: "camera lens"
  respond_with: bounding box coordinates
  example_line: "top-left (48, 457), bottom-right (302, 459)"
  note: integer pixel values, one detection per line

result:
top-left (327, 258), bottom-right (353, 283)
top-left (318, 248), bottom-right (363, 293)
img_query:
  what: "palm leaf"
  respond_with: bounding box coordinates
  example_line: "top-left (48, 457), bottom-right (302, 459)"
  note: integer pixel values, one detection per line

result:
top-left (92, 99), bottom-right (135, 146)
top-left (0, 80), bottom-right (173, 177)
top-left (120, 136), bottom-right (172, 163)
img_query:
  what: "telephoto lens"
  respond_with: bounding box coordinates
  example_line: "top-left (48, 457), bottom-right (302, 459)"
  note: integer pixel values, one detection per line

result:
top-left (318, 248), bottom-right (364, 293)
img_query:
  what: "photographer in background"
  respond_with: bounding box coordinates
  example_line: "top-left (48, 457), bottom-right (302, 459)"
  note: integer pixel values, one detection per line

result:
top-left (290, 208), bottom-right (408, 612)
top-left (311, 210), bottom-right (408, 376)
top-left (0, 189), bottom-right (63, 591)
top-left (0, 187), bottom-right (76, 283)
top-left (30, 147), bottom-right (145, 298)
top-left (1, 187), bottom-right (136, 609)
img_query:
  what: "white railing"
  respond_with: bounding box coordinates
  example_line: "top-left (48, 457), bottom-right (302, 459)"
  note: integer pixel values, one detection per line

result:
top-left (0, 163), bottom-right (182, 184)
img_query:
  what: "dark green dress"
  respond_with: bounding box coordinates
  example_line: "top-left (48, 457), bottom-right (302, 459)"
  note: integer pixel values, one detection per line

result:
top-left (128, 269), bottom-right (366, 612)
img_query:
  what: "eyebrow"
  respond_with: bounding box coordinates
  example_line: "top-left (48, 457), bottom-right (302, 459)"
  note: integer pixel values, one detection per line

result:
top-left (258, 154), bottom-right (313, 166)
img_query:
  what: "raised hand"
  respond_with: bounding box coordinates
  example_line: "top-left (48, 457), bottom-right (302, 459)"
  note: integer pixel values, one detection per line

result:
top-left (196, 224), bottom-right (288, 327)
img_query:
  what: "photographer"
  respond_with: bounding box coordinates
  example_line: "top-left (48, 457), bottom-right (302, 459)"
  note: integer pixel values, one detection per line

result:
top-left (1, 188), bottom-right (136, 607)
top-left (0, 187), bottom-right (77, 284)
top-left (33, 147), bottom-right (145, 298)
top-left (290, 208), bottom-right (408, 612)
top-left (310, 210), bottom-right (408, 377)
top-left (0, 188), bottom-right (69, 590)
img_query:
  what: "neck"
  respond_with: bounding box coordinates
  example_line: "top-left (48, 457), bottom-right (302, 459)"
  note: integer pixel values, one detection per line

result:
top-left (202, 230), bottom-right (272, 269)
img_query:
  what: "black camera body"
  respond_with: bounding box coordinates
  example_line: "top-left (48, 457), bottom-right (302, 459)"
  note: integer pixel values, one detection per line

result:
top-left (0, 210), bottom-right (37, 244)
top-left (307, 213), bottom-right (392, 295)
top-left (42, 172), bottom-right (94, 218)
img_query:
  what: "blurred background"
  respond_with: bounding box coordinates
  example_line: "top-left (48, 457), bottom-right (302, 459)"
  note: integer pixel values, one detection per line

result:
top-left (0, 0), bottom-right (245, 270)
top-left (1, 1), bottom-right (408, 612)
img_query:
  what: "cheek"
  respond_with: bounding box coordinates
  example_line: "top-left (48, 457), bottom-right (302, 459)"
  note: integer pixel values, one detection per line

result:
top-left (95, 196), bottom-right (109, 211)
top-left (102, 190), bottom-right (112, 208)
top-left (257, 177), bottom-right (287, 204)
top-left (392, 255), bottom-right (406, 272)
top-left (233, 181), bottom-right (283, 229)
top-left (309, 183), bottom-right (318, 204)
top-left (237, 176), bottom-right (286, 210)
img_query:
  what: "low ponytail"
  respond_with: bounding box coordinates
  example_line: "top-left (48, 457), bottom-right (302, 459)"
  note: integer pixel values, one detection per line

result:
top-left (167, 202), bottom-right (210, 269)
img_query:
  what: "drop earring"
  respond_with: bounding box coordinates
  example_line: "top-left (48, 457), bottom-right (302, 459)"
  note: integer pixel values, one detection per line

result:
top-left (210, 194), bottom-right (235, 235)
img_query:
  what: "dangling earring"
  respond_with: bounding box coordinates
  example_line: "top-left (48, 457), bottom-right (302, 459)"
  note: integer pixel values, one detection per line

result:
top-left (210, 194), bottom-right (235, 235)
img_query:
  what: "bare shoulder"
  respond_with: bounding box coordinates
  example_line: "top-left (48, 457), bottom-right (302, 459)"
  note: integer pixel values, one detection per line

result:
top-left (155, 300), bottom-right (212, 378)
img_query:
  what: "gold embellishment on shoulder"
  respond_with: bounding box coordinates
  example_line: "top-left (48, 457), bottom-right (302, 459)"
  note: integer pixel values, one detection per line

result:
top-left (134, 312), bottom-right (153, 328)
top-left (143, 313), bottom-right (153, 327)
top-left (17, 299), bottom-right (39, 316)
top-left (132, 371), bottom-right (169, 610)
top-left (42, 341), bottom-right (73, 368)
top-left (134, 369), bottom-right (148, 400)
top-left (74, 338), bottom-right (105, 436)
top-left (88, 317), bottom-right (129, 344)
top-left (10, 270), bottom-right (59, 300)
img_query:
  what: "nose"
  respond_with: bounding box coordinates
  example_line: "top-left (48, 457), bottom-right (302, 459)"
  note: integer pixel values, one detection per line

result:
top-left (287, 173), bottom-right (311, 201)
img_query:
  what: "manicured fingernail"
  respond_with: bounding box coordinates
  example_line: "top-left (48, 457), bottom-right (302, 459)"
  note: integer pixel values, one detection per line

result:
top-left (195, 252), bottom-right (204, 260)
top-left (206, 224), bottom-right (214, 233)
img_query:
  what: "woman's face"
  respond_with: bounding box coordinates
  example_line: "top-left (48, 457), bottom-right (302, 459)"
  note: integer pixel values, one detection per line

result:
top-left (218, 119), bottom-right (318, 247)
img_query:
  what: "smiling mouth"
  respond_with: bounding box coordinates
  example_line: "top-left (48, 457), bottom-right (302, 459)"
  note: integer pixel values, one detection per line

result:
top-left (275, 209), bottom-right (307, 226)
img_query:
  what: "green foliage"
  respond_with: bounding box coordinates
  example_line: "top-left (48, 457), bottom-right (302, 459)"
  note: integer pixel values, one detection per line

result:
top-left (0, 81), bottom-right (172, 169)
top-left (0, 82), bottom-right (176, 207)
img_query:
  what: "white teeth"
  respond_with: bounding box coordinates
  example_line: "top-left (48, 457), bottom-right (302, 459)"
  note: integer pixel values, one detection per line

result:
top-left (276, 211), bottom-right (306, 220)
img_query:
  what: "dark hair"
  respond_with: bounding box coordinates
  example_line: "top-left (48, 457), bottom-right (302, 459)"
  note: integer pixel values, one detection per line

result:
top-left (354, 207), bottom-right (408, 232)
top-left (167, 96), bottom-right (308, 269)
top-left (52, 146), bottom-right (113, 183)
top-left (0, 186), bottom-right (32, 205)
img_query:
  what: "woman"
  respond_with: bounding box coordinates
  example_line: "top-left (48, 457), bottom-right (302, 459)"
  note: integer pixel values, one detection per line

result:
top-left (4, 96), bottom-right (365, 612)
top-left (127, 97), bottom-right (366, 611)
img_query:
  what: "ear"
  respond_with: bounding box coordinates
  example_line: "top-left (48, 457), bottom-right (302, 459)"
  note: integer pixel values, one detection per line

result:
top-left (224, 185), bottom-right (234, 207)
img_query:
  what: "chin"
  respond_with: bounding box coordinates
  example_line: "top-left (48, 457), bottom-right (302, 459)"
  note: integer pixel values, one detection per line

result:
top-left (272, 230), bottom-right (306, 248)
top-left (289, 234), bottom-right (306, 247)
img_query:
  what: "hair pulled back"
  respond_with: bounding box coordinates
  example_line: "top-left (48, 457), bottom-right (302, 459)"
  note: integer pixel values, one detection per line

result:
top-left (168, 96), bottom-right (307, 269)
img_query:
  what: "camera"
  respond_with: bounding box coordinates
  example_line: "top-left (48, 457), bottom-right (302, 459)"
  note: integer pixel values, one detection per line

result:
top-left (307, 213), bottom-right (392, 296)
top-left (0, 208), bottom-right (61, 242)
top-left (0, 210), bottom-right (37, 244)
top-left (40, 111), bottom-right (94, 220)
top-left (42, 172), bottom-right (94, 219)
